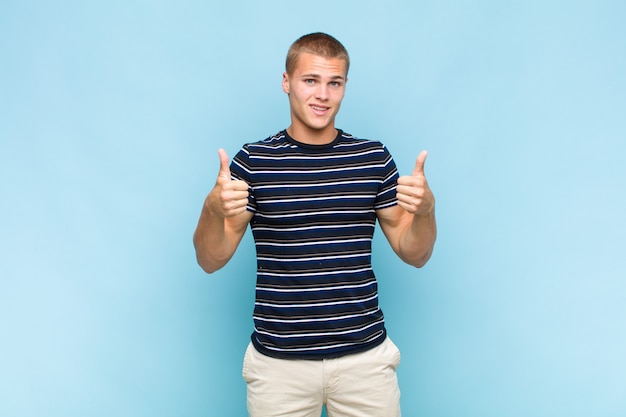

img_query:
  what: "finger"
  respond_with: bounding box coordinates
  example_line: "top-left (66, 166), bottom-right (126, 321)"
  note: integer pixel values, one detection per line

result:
top-left (217, 148), bottom-right (231, 181)
top-left (229, 180), bottom-right (250, 191)
top-left (412, 150), bottom-right (428, 177)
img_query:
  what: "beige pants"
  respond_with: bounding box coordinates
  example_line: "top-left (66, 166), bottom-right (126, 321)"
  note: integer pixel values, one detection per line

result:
top-left (242, 337), bottom-right (401, 417)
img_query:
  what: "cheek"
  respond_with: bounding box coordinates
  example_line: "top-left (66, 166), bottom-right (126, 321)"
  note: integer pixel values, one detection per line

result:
top-left (333, 89), bottom-right (346, 102)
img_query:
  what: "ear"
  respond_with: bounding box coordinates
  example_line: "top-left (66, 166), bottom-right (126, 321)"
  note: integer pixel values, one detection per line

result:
top-left (282, 72), bottom-right (290, 94)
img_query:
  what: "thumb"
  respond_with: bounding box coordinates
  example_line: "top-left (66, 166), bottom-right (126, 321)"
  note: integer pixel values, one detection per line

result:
top-left (217, 148), bottom-right (231, 181)
top-left (412, 150), bottom-right (428, 176)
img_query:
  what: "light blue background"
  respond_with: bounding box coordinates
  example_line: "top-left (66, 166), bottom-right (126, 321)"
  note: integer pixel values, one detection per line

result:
top-left (1, 1), bottom-right (625, 416)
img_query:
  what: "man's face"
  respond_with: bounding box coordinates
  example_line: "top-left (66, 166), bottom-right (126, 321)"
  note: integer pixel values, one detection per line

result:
top-left (282, 52), bottom-right (348, 142)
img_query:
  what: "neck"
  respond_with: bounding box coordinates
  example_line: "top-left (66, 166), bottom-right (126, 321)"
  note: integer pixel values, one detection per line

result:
top-left (286, 125), bottom-right (337, 145)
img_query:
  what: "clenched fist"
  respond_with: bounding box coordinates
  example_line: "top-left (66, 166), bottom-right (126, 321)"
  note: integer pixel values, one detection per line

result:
top-left (396, 150), bottom-right (435, 216)
top-left (206, 149), bottom-right (250, 218)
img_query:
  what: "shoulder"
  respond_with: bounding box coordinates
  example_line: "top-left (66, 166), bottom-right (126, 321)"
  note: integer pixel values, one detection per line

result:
top-left (243, 131), bottom-right (290, 151)
top-left (337, 131), bottom-right (389, 150)
top-left (234, 131), bottom-right (291, 163)
top-left (335, 131), bottom-right (394, 162)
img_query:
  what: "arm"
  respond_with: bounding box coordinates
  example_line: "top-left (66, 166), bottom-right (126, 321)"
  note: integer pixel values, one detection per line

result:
top-left (193, 149), bottom-right (253, 274)
top-left (377, 150), bottom-right (437, 268)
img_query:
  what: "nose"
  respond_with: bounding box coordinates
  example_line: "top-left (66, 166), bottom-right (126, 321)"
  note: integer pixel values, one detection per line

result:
top-left (315, 84), bottom-right (329, 101)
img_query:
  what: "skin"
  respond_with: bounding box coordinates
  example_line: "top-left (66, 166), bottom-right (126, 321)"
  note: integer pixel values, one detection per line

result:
top-left (193, 52), bottom-right (436, 273)
top-left (281, 52), bottom-right (347, 145)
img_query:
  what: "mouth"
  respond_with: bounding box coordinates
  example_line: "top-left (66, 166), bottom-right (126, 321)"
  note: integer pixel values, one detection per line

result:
top-left (310, 104), bottom-right (330, 115)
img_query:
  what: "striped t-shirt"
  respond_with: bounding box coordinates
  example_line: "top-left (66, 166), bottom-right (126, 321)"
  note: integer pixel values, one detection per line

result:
top-left (230, 129), bottom-right (399, 359)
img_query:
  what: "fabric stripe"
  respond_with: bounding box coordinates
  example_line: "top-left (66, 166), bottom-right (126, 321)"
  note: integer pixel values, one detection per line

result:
top-left (230, 129), bottom-right (398, 359)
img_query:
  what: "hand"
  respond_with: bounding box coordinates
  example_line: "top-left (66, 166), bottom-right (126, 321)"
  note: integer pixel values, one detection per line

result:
top-left (206, 149), bottom-right (249, 218)
top-left (396, 150), bottom-right (435, 216)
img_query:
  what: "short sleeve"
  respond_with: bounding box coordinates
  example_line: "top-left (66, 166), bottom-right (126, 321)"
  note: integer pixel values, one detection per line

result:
top-left (230, 145), bottom-right (257, 213)
top-left (374, 145), bottom-right (399, 210)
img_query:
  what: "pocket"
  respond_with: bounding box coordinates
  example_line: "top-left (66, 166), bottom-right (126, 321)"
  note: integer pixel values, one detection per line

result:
top-left (242, 342), bottom-right (254, 382)
top-left (386, 337), bottom-right (401, 369)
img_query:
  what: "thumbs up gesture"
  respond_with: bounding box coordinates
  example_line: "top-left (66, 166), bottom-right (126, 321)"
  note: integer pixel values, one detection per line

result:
top-left (206, 149), bottom-right (250, 218)
top-left (396, 150), bottom-right (435, 216)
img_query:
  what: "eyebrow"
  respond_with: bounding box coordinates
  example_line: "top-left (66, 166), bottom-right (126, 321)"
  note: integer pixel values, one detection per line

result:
top-left (301, 73), bottom-right (346, 81)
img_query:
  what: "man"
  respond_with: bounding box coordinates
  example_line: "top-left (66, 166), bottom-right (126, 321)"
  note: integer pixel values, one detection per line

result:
top-left (194, 32), bottom-right (436, 417)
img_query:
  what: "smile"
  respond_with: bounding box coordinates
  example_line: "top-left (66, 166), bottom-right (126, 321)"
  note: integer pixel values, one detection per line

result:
top-left (310, 105), bottom-right (329, 113)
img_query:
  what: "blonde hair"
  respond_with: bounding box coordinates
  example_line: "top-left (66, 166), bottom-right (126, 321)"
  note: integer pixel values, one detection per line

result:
top-left (285, 32), bottom-right (350, 76)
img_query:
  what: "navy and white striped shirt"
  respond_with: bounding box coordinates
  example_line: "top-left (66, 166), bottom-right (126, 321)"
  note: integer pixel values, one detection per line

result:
top-left (230, 129), bottom-right (399, 359)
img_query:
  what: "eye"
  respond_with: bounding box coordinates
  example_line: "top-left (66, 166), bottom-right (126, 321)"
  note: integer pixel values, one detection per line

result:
top-left (304, 79), bottom-right (316, 85)
top-left (329, 81), bottom-right (341, 87)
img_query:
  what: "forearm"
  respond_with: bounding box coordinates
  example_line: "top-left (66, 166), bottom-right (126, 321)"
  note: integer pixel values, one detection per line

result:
top-left (193, 199), bottom-right (247, 274)
top-left (398, 210), bottom-right (437, 268)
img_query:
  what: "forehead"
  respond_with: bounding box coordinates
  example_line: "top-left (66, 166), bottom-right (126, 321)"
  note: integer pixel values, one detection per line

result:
top-left (293, 52), bottom-right (347, 78)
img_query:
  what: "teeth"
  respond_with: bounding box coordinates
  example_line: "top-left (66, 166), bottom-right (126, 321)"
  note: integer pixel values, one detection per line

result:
top-left (312, 106), bottom-right (327, 111)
